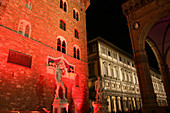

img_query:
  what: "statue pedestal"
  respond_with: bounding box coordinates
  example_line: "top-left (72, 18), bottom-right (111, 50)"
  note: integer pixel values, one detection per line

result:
top-left (92, 100), bottom-right (108, 113)
top-left (53, 98), bottom-right (68, 113)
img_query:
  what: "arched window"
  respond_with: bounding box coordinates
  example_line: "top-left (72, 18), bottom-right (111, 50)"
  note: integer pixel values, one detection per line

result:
top-left (60, 20), bottom-right (66, 31)
top-left (73, 45), bottom-right (80, 60)
top-left (73, 9), bottom-right (79, 21)
top-left (64, 2), bottom-right (67, 12)
top-left (74, 29), bottom-right (79, 39)
top-left (18, 20), bottom-right (31, 38)
top-left (76, 12), bottom-right (79, 21)
top-left (60, 0), bottom-right (67, 12)
top-left (62, 41), bottom-right (66, 53)
top-left (73, 8), bottom-right (79, 21)
top-left (74, 47), bottom-right (76, 58)
top-left (57, 36), bottom-right (67, 54)
top-left (60, 0), bottom-right (63, 8)
top-left (57, 38), bottom-right (61, 51)
top-left (73, 10), bottom-right (76, 19)
top-left (24, 24), bottom-right (30, 37)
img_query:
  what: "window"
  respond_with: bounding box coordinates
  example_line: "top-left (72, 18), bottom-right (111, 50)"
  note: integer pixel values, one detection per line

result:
top-left (110, 68), bottom-right (114, 77)
top-left (132, 63), bottom-right (135, 67)
top-left (18, 21), bottom-right (24, 35)
top-left (126, 73), bottom-right (129, 81)
top-left (119, 56), bottom-right (122, 61)
top-left (73, 9), bottom-right (79, 21)
top-left (77, 49), bottom-right (80, 59)
top-left (24, 25), bottom-right (30, 37)
top-left (74, 47), bottom-right (76, 58)
top-left (122, 72), bottom-right (125, 80)
top-left (108, 51), bottom-right (111, 56)
top-left (116, 70), bottom-right (119, 79)
top-left (57, 36), bottom-right (67, 54)
top-left (73, 45), bottom-right (80, 60)
top-left (103, 62), bottom-right (108, 76)
top-left (60, 0), bottom-right (67, 12)
top-left (73, 10), bottom-right (75, 19)
top-left (74, 29), bottom-right (79, 39)
top-left (60, 0), bottom-right (63, 8)
top-left (57, 38), bottom-right (61, 51)
top-left (62, 41), bottom-right (66, 53)
top-left (64, 2), bottom-right (67, 12)
top-left (18, 20), bottom-right (31, 38)
top-left (26, 0), bottom-right (32, 10)
top-left (60, 20), bottom-right (66, 31)
top-left (127, 61), bottom-right (130, 65)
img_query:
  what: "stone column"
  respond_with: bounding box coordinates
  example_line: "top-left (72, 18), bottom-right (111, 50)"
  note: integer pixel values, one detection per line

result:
top-left (112, 96), bottom-right (116, 113)
top-left (134, 50), bottom-right (158, 112)
top-left (107, 96), bottom-right (111, 113)
top-left (120, 97), bottom-right (124, 112)
top-left (132, 98), bottom-right (136, 110)
top-left (160, 63), bottom-right (170, 105)
top-left (118, 97), bottom-right (122, 111)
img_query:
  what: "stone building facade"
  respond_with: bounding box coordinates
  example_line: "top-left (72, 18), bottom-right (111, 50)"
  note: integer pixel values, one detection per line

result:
top-left (88, 37), bottom-right (167, 113)
top-left (0, 0), bottom-right (90, 112)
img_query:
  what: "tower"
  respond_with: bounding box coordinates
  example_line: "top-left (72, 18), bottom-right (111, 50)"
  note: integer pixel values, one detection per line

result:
top-left (0, 0), bottom-right (90, 112)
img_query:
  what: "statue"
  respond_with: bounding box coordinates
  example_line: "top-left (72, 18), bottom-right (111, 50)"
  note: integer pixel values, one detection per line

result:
top-left (95, 77), bottom-right (102, 101)
top-left (55, 61), bottom-right (66, 99)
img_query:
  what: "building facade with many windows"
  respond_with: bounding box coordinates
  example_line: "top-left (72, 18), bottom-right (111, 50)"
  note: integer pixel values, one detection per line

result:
top-left (88, 37), bottom-right (167, 113)
top-left (0, 0), bottom-right (90, 112)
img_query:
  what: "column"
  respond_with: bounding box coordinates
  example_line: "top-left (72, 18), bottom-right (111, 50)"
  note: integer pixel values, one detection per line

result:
top-left (112, 96), bottom-right (116, 113)
top-left (134, 50), bottom-right (158, 112)
top-left (107, 96), bottom-right (111, 113)
top-left (132, 98), bottom-right (136, 110)
top-left (118, 97), bottom-right (122, 112)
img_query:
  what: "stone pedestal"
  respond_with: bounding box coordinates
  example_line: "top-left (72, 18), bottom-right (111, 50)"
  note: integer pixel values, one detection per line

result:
top-left (53, 98), bottom-right (68, 113)
top-left (92, 100), bottom-right (108, 113)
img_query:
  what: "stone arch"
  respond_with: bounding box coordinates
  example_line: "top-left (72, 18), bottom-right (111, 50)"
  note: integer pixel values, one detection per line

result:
top-left (145, 38), bottom-right (162, 71)
top-left (139, 10), bottom-right (170, 51)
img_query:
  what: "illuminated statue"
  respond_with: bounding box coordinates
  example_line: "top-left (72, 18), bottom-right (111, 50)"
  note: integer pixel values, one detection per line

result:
top-left (55, 60), bottom-right (66, 99)
top-left (95, 77), bottom-right (102, 101)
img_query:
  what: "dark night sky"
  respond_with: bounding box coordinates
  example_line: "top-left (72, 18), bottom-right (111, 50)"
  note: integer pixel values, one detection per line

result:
top-left (86, 0), bottom-right (132, 54)
top-left (86, 0), bottom-right (159, 71)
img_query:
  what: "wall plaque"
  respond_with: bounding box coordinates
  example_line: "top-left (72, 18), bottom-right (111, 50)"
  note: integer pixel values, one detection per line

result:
top-left (7, 50), bottom-right (32, 68)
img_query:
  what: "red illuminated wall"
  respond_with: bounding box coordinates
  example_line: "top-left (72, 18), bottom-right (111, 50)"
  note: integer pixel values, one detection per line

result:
top-left (0, 0), bottom-right (89, 112)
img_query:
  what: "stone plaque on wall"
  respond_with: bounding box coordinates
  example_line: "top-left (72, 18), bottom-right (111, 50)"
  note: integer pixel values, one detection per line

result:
top-left (7, 49), bottom-right (32, 68)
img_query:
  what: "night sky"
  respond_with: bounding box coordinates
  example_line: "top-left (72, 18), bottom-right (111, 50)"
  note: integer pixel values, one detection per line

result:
top-left (86, 0), bottom-right (132, 54)
top-left (86, 0), bottom-right (159, 71)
